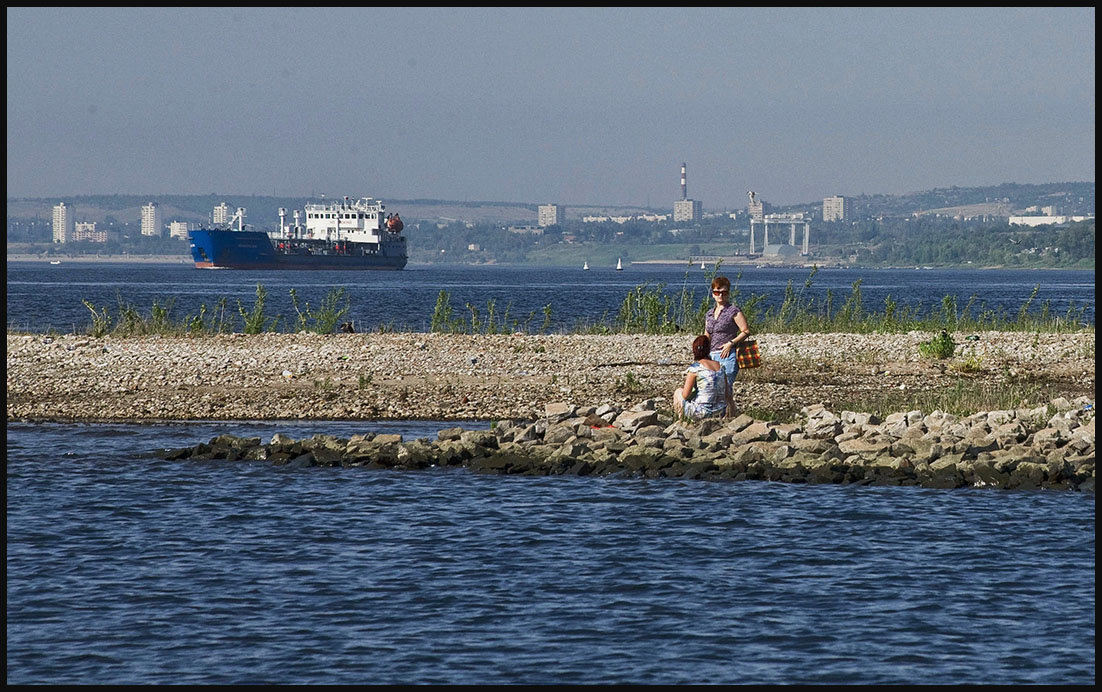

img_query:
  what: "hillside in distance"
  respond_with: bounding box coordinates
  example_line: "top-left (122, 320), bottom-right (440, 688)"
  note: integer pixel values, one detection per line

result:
top-left (769, 182), bottom-right (1094, 220)
top-left (6, 182), bottom-right (1094, 226)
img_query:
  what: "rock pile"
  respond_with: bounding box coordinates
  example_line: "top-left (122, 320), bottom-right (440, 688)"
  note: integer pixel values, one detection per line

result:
top-left (161, 396), bottom-right (1095, 491)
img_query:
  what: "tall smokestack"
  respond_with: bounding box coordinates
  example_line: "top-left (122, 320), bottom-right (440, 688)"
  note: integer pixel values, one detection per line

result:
top-left (681, 163), bottom-right (687, 200)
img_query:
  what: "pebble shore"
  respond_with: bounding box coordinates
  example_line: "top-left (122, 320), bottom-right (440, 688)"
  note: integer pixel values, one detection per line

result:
top-left (9, 330), bottom-right (1094, 491)
top-left (6, 331), bottom-right (1094, 422)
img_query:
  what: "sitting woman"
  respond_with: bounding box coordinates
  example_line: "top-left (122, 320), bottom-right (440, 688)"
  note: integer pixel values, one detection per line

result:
top-left (672, 335), bottom-right (729, 420)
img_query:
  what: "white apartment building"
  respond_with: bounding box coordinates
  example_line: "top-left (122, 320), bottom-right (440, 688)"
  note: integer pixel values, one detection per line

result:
top-left (538, 204), bottom-right (565, 227)
top-left (213, 202), bottom-right (231, 225)
top-left (73, 221), bottom-right (100, 243)
top-left (141, 202), bottom-right (163, 237)
top-left (52, 202), bottom-right (75, 243)
top-left (823, 195), bottom-right (852, 222)
top-left (673, 199), bottom-right (702, 223)
top-left (169, 221), bottom-right (193, 239)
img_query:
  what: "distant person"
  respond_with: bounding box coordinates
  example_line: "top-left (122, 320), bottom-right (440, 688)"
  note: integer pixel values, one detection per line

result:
top-left (704, 275), bottom-right (751, 406)
top-left (673, 335), bottom-right (728, 420)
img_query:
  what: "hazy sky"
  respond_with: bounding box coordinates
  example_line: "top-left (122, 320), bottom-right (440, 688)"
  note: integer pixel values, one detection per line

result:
top-left (6, 7), bottom-right (1095, 207)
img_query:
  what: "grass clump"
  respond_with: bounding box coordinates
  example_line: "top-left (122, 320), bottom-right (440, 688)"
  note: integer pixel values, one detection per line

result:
top-left (74, 268), bottom-right (1093, 338)
top-left (918, 330), bottom-right (956, 359)
top-left (290, 287), bottom-right (350, 334)
top-left (238, 284), bottom-right (280, 334)
top-left (429, 288), bottom-right (541, 334)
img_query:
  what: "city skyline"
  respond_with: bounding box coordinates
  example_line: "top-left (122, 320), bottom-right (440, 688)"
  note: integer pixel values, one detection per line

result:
top-left (7, 7), bottom-right (1095, 207)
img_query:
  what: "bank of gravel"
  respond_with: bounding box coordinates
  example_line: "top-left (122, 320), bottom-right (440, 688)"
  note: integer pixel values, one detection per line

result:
top-left (6, 331), bottom-right (1095, 422)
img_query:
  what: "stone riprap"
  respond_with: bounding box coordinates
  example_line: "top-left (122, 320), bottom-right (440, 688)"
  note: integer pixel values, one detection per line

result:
top-left (159, 397), bottom-right (1095, 491)
top-left (5, 331), bottom-right (1095, 422)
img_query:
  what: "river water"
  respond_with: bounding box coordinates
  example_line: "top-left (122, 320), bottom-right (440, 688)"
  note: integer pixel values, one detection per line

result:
top-left (4, 262), bottom-right (1095, 332)
top-left (6, 421), bottom-right (1096, 684)
top-left (5, 263), bottom-right (1096, 683)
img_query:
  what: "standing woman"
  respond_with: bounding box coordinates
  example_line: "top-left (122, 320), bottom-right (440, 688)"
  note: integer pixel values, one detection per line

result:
top-left (704, 276), bottom-right (751, 409)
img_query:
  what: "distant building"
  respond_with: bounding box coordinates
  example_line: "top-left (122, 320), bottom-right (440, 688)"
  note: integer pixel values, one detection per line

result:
top-left (673, 199), bottom-right (702, 223)
top-left (751, 213), bottom-right (810, 255)
top-left (674, 162), bottom-right (702, 222)
top-left (1009, 214), bottom-right (1093, 227)
top-left (169, 221), bottom-right (193, 239)
top-left (52, 202), bottom-right (75, 243)
top-left (823, 195), bottom-right (852, 222)
top-left (213, 202), bottom-right (231, 225)
top-left (73, 221), bottom-right (104, 243)
top-left (581, 215), bottom-right (634, 224)
top-left (748, 197), bottom-right (771, 222)
top-left (508, 225), bottom-right (544, 235)
top-left (141, 202), bottom-right (163, 237)
top-left (762, 243), bottom-right (801, 259)
top-left (537, 204), bottom-right (565, 227)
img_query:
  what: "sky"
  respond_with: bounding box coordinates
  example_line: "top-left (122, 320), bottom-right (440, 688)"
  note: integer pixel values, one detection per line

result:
top-left (6, 7), bottom-right (1095, 208)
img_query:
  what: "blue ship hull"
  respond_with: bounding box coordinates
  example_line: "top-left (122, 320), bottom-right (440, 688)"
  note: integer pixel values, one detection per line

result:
top-left (188, 229), bottom-right (406, 270)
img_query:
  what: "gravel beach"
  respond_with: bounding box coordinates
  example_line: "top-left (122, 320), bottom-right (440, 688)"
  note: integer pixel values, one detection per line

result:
top-left (6, 330), bottom-right (1094, 422)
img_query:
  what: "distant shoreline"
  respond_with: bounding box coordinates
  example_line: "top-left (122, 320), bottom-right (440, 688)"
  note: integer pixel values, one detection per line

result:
top-left (4, 253), bottom-right (1090, 272)
top-left (6, 253), bottom-right (191, 264)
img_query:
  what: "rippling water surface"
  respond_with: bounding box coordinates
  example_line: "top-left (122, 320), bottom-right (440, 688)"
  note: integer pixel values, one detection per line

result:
top-left (5, 262), bottom-right (1094, 332)
top-left (7, 422), bottom-right (1095, 684)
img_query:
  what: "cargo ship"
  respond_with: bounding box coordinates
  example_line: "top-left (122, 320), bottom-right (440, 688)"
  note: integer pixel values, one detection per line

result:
top-left (188, 196), bottom-right (407, 270)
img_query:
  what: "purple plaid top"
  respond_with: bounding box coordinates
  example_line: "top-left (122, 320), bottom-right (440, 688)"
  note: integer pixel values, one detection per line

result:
top-left (705, 303), bottom-right (742, 352)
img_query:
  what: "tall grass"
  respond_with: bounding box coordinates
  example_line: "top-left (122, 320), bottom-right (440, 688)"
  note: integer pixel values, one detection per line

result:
top-left (609, 266), bottom-right (1092, 336)
top-left (71, 268), bottom-right (1093, 337)
top-left (429, 289), bottom-right (543, 334)
top-left (290, 287), bottom-right (351, 334)
top-left (78, 285), bottom-right (348, 337)
top-left (238, 284), bottom-right (279, 334)
top-left (743, 270), bottom-right (1089, 335)
top-left (82, 293), bottom-right (233, 337)
top-left (597, 265), bottom-right (1090, 336)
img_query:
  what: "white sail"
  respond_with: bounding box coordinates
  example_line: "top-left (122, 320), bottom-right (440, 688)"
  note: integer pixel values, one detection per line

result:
top-left (616, 258), bottom-right (623, 270)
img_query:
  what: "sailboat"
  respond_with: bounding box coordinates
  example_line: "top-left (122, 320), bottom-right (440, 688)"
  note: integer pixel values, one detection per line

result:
top-left (616, 258), bottom-right (623, 271)
top-left (700, 261), bottom-right (706, 269)
top-left (583, 260), bottom-right (589, 270)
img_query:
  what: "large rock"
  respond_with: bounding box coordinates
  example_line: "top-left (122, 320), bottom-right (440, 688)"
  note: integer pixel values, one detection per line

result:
top-left (614, 409), bottom-right (659, 433)
top-left (543, 424), bottom-right (576, 445)
top-left (544, 402), bottom-right (576, 423)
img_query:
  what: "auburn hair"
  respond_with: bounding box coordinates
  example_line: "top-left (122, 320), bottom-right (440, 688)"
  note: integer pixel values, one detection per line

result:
top-left (692, 335), bottom-right (711, 361)
top-left (711, 276), bottom-right (730, 292)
